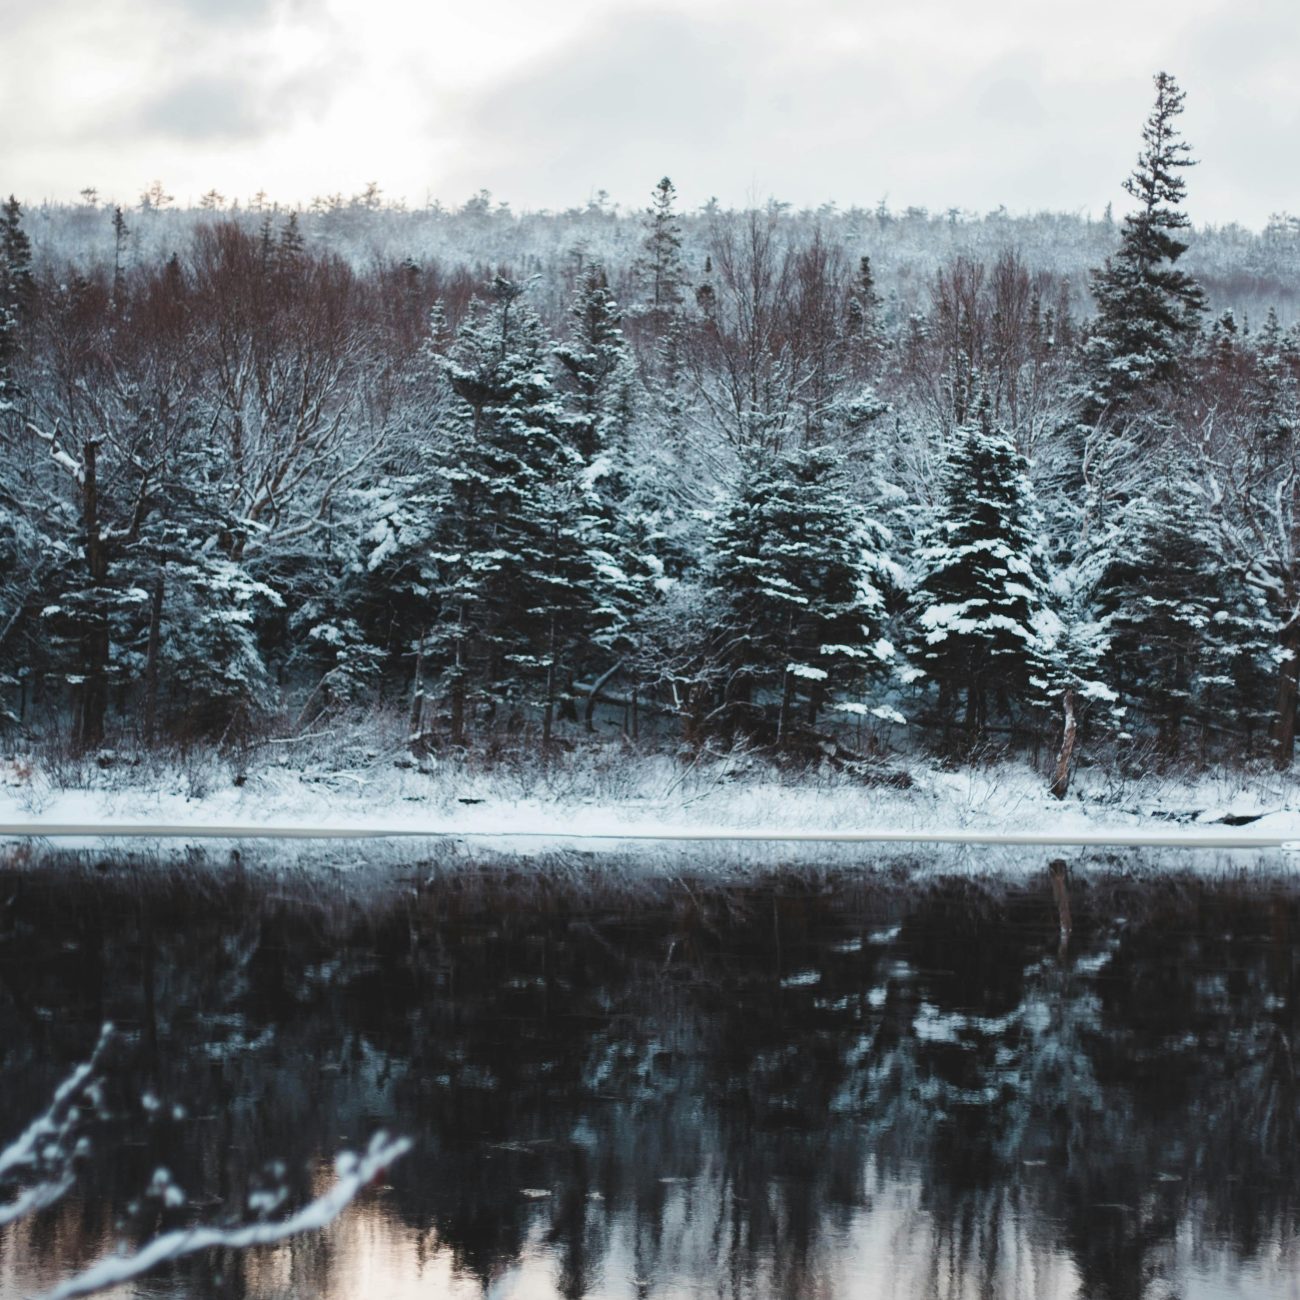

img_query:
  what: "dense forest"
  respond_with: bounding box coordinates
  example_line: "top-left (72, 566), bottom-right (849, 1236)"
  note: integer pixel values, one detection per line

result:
top-left (3, 73), bottom-right (1300, 785)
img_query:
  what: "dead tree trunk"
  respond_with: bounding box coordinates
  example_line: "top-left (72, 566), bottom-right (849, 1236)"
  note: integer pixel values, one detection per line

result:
top-left (964, 679), bottom-right (980, 743)
top-left (777, 670), bottom-right (794, 748)
top-left (1274, 622), bottom-right (1300, 770)
top-left (408, 627), bottom-right (426, 755)
top-left (542, 618), bottom-right (558, 747)
top-left (1050, 688), bottom-right (1077, 800)
top-left (584, 661), bottom-right (623, 733)
top-left (142, 573), bottom-right (165, 743)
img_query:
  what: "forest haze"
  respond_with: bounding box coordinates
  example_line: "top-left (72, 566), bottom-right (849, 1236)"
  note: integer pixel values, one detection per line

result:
top-left (3, 74), bottom-right (1300, 791)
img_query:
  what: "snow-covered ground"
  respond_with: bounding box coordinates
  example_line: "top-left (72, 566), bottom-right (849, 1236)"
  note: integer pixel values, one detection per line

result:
top-left (3, 744), bottom-right (1299, 852)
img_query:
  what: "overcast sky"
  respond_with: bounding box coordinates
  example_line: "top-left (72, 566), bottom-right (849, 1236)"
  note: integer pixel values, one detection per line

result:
top-left (3, 0), bottom-right (1296, 227)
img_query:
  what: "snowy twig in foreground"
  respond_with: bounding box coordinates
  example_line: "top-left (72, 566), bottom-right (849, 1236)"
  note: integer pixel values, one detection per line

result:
top-left (0, 1175), bottom-right (77, 1229)
top-left (0, 1023), bottom-right (112, 1227)
top-left (36, 1131), bottom-right (412, 1300)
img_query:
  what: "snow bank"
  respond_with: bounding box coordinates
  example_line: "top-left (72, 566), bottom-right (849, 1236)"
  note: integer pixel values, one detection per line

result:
top-left (3, 751), bottom-right (1299, 856)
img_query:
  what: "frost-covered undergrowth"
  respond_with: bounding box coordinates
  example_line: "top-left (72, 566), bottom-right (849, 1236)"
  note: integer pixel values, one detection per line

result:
top-left (3, 732), bottom-right (1299, 846)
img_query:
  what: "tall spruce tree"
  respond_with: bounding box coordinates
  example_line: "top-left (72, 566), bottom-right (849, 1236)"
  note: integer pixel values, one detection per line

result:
top-left (0, 197), bottom-right (32, 407)
top-left (553, 265), bottom-right (642, 662)
top-left (0, 201), bottom-right (37, 723)
top-left (909, 398), bottom-right (1051, 739)
top-left (428, 278), bottom-right (609, 745)
top-left (554, 265), bottom-right (636, 465)
top-left (1083, 72), bottom-right (1206, 420)
top-left (0, 197), bottom-right (32, 296)
top-left (277, 212), bottom-right (305, 269)
top-left (111, 206), bottom-right (130, 307)
top-left (636, 178), bottom-right (685, 320)
top-left (709, 444), bottom-right (896, 747)
top-left (845, 254), bottom-right (885, 375)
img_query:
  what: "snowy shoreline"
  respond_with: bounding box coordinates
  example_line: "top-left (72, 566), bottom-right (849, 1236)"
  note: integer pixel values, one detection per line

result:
top-left (4, 752), bottom-right (1299, 857)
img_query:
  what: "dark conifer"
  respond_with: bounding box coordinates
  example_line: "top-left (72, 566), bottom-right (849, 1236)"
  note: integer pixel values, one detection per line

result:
top-left (636, 177), bottom-right (685, 319)
top-left (710, 444), bottom-right (896, 746)
top-left (909, 397), bottom-right (1051, 738)
top-left (1083, 72), bottom-right (1206, 420)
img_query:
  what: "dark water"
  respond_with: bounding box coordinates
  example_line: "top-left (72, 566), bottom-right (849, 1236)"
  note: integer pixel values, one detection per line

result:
top-left (1, 851), bottom-right (1298, 1299)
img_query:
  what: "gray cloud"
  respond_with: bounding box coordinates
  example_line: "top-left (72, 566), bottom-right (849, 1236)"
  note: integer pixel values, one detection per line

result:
top-left (432, 7), bottom-right (1090, 216)
top-left (170, 0), bottom-right (281, 21)
top-left (435, 7), bottom-right (907, 208)
top-left (3, 0), bottom-right (1297, 226)
top-left (974, 76), bottom-right (1047, 128)
top-left (1171, 0), bottom-right (1300, 223)
top-left (450, 11), bottom-right (753, 174)
top-left (125, 51), bottom-right (345, 145)
top-left (134, 74), bottom-right (276, 142)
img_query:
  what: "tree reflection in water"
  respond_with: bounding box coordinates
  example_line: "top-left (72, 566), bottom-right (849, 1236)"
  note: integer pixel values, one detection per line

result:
top-left (0, 852), bottom-right (1296, 1299)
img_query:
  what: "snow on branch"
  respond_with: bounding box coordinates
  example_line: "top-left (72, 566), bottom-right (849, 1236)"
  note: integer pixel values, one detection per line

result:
top-left (0, 1173), bottom-right (77, 1229)
top-left (0, 1023), bottom-right (112, 1227)
top-left (24, 421), bottom-right (84, 485)
top-left (37, 1132), bottom-right (412, 1300)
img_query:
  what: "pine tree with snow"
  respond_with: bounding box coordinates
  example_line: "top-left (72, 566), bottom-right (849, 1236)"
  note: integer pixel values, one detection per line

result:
top-left (554, 264), bottom-right (636, 465)
top-left (277, 211), bottom-right (305, 269)
top-left (0, 196), bottom-right (32, 407)
top-left (256, 212), bottom-right (276, 271)
top-left (909, 398), bottom-right (1051, 740)
top-left (145, 556), bottom-right (281, 737)
top-left (845, 255), bottom-right (885, 375)
top-left (1250, 308), bottom-right (1299, 450)
top-left (1092, 472), bottom-right (1271, 759)
top-left (0, 197), bottom-right (32, 296)
top-left (1210, 331), bottom-right (1300, 767)
top-left (709, 443), bottom-right (897, 747)
top-left (636, 178), bottom-right (686, 321)
top-left (0, 299), bottom-right (19, 413)
top-left (1082, 72), bottom-right (1206, 422)
top-left (426, 278), bottom-right (610, 744)
top-left (552, 265), bottom-right (645, 663)
top-left (111, 206), bottom-right (129, 306)
top-left (1023, 560), bottom-right (1123, 795)
top-left (33, 431), bottom-right (284, 743)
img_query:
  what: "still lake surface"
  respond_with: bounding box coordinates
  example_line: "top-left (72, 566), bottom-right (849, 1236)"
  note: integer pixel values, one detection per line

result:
top-left (0, 848), bottom-right (1297, 1299)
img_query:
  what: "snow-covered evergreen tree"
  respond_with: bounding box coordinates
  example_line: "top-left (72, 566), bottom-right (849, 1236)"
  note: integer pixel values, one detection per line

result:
top-left (423, 278), bottom-right (613, 744)
top-left (1250, 308), bottom-right (1300, 450)
top-left (554, 264), bottom-right (636, 465)
top-left (1093, 473), bottom-right (1271, 758)
top-left (37, 408), bottom-right (284, 742)
top-left (1082, 72), bottom-right (1206, 421)
top-left (636, 178), bottom-right (686, 318)
top-left (1208, 327), bottom-right (1300, 768)
top-left (708, 444), bottom-right (897, 746)
top-left (0, 196), bottom-right (32, 407)
top-left (277, 212), bottom-right (305, 270)
top-left (909, 399), bottom-right (1051, 739)
top-left (552, 265), bottom-right (648, 673)
top-left (149, 557), bottom-right (281, 735)
top-left (845, 254), bottom-right (885, 376)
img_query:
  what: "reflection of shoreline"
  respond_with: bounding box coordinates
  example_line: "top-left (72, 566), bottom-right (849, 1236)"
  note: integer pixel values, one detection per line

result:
top-left (1, 861), bottom-right (1297, 1299)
